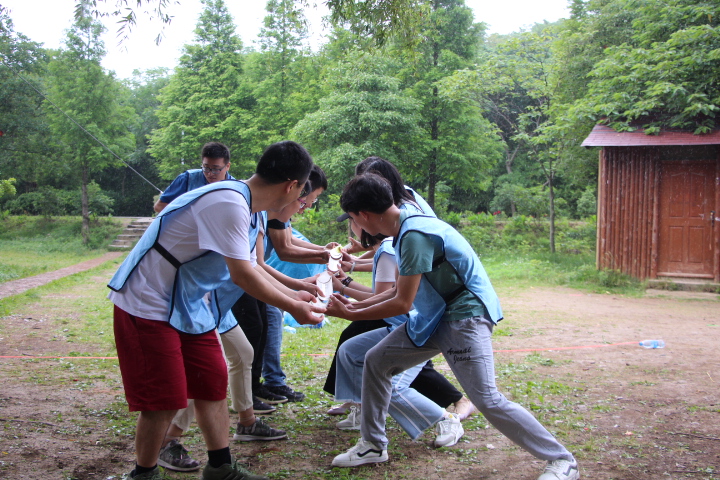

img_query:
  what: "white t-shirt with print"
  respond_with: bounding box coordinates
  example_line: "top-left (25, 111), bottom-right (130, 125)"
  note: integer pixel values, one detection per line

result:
top-left (109, 189), bottom-right (255, 321)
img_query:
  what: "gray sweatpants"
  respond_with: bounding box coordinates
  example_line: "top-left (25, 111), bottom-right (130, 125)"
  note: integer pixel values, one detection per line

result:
top-left (361, 316), bottom-right (574, 462)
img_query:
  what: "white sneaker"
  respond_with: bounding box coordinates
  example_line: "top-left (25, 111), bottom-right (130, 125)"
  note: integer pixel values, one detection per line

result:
top-left (434, 413), bottom-right (464, 447)
top-left (538, 459), bottom-right (580, 480)
top-left (331, 438), bottom-right (388, 467)
top-left (336, 404), bottom-right (361, 430)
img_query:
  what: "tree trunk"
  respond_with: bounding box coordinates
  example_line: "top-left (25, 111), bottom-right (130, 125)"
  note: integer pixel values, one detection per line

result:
top-left (428, 108), bottom-right (439, 209)
top-left (506, 145), bottom-right (519, 216)
top-left (548, 166), bottom-right (555, 254)
top-left (81, 167), bottom-right (89, 246)
top-left (427, 39), bottom-right (440, 211)
top-left (428, 154), bottom-right (437, 209)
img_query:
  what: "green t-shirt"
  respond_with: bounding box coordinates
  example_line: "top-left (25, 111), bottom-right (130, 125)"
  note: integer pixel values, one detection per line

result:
top-left (397, 211), bottom-right (486, 322)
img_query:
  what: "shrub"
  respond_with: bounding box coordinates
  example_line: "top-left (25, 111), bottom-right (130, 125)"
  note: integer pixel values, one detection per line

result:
top-left (576, 186), bottom-right (597, 218)
top-left (0, 215), bottom-right (124, 251)
top-left (5, 183), bottom-right (114, 217)
top-left (443, 211), bottom-right (463, 228)
top-left (465, 211), bottom-right (497, 227)
top-left (0, 178), bottom-right (16, 201)
top-left (556, 217), bottom-right (597, 254)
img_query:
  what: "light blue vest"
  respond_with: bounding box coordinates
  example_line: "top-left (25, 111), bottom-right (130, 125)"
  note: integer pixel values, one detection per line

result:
top-left (108, 181), bottom-right (258, 334)
top-left (372, 238), bottom-right (409, 329)
top-left (405, 185), bottom-right (435, 217)
top-left (394, 214), bottom-right (503, 347)
top-left (258, 211), bottom-right (270, 260)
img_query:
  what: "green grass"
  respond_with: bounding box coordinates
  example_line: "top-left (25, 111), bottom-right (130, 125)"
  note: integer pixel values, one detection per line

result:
top-left (0, 256), bottom-right (124, 339)
top-left (0, 215), bottom-right (124, 282)
top-left (3, 227), bottom-right (710, 479)
top-left (0, 262), bottom-right (595, 479)
top-left (482, 252), bottom-right (645, 296)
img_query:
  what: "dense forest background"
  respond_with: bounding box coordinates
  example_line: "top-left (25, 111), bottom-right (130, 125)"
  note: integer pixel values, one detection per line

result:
top-left (1, 0), bottom-right (718, 242)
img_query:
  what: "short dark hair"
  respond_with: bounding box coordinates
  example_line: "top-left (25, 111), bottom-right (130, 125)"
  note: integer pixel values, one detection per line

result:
top-left (201, 142), bottom-right (230, 164)
top-left (256, 141), bottom-right (313, 185)
top-left (355, 156), bottom-right (414, 205)
top-left (340, 173), bottom-right (394, 216)
top-left (307, 164), bottom-right (328, 192)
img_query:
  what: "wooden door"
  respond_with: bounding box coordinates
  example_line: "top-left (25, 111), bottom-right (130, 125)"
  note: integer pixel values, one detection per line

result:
top-left (657, 160), bottom-right (716, 277)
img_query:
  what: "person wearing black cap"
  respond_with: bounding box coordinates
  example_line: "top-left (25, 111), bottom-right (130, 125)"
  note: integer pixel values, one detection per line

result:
top-left (326, 157), bottom-right (475, 421)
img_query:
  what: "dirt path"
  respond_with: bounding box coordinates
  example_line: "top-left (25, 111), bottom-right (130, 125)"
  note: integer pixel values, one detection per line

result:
top-left (0, 271), bottom-right (719, 479)
top-left (0, 252), bottom-right (123, 300)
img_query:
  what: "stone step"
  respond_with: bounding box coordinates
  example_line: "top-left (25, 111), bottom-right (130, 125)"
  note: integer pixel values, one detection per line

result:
top-left (109, 217), bottom-right (153, 250)
top-left (122, 226), bottom-right (147, 237)
top-left (647, 278), bottom-right (720, 293)
top-left (128, 219), bottom-right (153, 226)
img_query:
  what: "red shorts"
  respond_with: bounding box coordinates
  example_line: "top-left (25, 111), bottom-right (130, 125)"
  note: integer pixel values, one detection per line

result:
top-left (113, 305), bottom-right (228, 412)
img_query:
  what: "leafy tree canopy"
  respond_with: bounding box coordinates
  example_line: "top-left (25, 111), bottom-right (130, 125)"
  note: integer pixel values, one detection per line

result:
top-left (569, 0), bottom-right (720, 133)
top-left (291, 53), bottom-right (424, 192)
top-left (148, 0), bottom-right (258, 180)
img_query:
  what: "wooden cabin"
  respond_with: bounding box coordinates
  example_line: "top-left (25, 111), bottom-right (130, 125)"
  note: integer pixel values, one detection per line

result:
top-left (582, 125), bottom-right (720, 283)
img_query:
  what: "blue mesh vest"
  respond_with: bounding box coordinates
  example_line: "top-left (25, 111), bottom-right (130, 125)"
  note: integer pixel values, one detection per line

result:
top-left (394, 214), bottom-right (503, 347)
top-left (372, 238), bottom-right (410, 329)
top-left (404, 185), bottom-right (435, 217)
top-left (108, 180), bottom-right (259, 334)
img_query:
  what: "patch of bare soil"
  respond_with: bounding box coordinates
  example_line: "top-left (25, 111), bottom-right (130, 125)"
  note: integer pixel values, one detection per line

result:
top-left (0, 252), bottom-right (123, 300)
top-left (0, 284), bottom-right (719, 479)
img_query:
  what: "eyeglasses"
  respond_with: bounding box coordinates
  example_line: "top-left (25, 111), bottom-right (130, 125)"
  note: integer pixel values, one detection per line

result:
top-left (297, 197), bottom-right (318, 209)
top-left (299, 182), bottom-right (310, 199)
top-left (202, 164), bottom-right (226, 174)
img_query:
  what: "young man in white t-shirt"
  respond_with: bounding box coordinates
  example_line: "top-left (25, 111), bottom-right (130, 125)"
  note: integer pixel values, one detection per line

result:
top-left (108, 141), bottom-right (323, 480)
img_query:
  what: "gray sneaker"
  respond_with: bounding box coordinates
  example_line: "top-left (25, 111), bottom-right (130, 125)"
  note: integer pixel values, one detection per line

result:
top-left (202, 460), bottom-right (268, 480)
top-left (233, 417), bottom-right (288, 441)
top-left (157, 439), bottom-right (201, 472)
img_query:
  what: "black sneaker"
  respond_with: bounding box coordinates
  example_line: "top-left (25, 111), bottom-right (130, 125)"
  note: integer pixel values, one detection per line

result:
top-left (255, 385), bottom-right (288, 405)
top-left (253, 396), bottom-right (276, 415)
top-left (265, 384), bottom-right (305, 402)
top-left (202, 458), bottom-right (268, 480)
top-left (123, 467), bottom-right (165, 479)
top-left (233, 417), bottom-right (288, 441)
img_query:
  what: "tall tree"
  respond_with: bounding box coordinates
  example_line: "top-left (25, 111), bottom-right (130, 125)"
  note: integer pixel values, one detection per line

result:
top-left (247, 0), bottom-right (318, 141)
top-left (442, 32), bottom-right (566, 249)
top-left (442, 32), bottom-right (548, 215)
top-left (291, 53), bottom-right (424, 194)
top-left (399, 0), bottom-right (502, 210)
top-left (0, 8), bottom-right (50, 192)
top-left (44, 1), bottom-right (134, 243)
top-left (149, 0), bottom-right (256, 180)
top-left (97, 68), bottom-right (169, 216)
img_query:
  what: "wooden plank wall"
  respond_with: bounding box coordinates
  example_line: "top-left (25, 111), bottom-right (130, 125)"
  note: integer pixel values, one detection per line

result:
top-left (597, 147), bottom-right (658, 279)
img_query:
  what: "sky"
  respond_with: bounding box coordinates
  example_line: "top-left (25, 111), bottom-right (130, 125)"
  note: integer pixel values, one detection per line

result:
top-left (3, 0), bottom-right (570, 79)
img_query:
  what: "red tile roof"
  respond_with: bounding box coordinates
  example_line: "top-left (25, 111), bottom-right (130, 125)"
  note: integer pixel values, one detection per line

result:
top-left (581, 124), bottom-right (720, 147)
